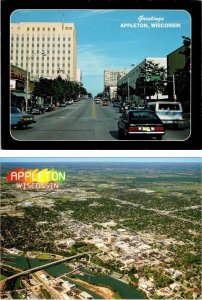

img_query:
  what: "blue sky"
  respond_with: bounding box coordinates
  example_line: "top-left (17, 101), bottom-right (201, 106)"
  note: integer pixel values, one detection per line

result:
top-left (1, 157), bottom-right (201, 163)
top-left (11, 9), bottom-right (191, 96)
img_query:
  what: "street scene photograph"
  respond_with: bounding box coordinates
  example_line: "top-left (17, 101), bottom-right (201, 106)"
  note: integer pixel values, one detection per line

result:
top-left (0, 157), bottom-right (201, 299)
top-left (10, 9), bottom-right (191, 142)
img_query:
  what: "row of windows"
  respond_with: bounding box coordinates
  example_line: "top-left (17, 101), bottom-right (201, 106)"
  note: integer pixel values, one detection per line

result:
top-left (11, 26), bottom-right (73, 31)
top-left (11, 49), bottom-right (71, 55)
top-left (11, 56), bottom-right (71, 63)
top-left (11, 44), bottom-right (71, 49)
top-left (11, 36), bottom-right (71, 41)
top-left (13, 62), bottom-right (71, 69)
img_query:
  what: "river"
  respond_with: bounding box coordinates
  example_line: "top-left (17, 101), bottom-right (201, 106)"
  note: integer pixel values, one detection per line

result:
top-left (1, 252), bottom-right (146, 299)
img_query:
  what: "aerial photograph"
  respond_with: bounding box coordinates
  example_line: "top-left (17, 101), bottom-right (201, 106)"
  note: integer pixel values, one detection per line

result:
top-left (10, 9), bottom-right (191, 141)
top-left (0, 157), bottom-right (201, 299)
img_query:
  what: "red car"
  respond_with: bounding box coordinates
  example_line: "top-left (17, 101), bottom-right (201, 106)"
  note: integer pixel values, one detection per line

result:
top-left (102, 100), bottom-right (109, 106)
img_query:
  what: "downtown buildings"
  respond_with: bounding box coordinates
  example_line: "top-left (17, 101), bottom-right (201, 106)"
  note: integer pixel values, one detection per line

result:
top-left (104, 69), bottom-right (128, 99)
top-left (10, 22), bottom-right (77, 81)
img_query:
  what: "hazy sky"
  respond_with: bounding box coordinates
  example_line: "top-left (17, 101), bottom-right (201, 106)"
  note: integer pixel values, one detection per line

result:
top-left (11, 9), bottom-right (191, 96)
top-left (1, 157), bottom-right (200, 163)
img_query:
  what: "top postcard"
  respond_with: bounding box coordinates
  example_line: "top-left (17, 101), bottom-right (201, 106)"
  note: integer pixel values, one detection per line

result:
top-left (2, 8), bottom-right (201, 149)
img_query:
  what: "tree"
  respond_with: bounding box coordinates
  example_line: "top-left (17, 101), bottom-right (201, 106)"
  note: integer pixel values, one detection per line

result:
top-left (135, 60), bottom-right (167, 102)
top-left (32, 77), bottom-right (54, 99)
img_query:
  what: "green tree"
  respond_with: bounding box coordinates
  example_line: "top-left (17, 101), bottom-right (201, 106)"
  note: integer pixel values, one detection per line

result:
top-left (135, 60), bottom-right (167, 102)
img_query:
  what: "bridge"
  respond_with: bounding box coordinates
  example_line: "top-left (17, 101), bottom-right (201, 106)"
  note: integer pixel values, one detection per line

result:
top-left (0, 251), bottom-right (96, 287)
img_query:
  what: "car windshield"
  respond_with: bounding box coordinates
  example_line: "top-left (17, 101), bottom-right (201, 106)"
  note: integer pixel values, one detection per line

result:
top-left (129, 111), bottom-right (159, 122)
top-left (11, 107), bottom-right (21, 114)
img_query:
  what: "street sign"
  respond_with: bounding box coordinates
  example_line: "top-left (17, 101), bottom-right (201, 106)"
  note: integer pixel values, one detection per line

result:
top-left (150, 75), bottom-right (160, 81)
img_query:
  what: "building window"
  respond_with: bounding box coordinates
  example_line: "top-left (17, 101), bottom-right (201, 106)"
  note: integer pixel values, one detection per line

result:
top-left (63, 50), bottom-right (65, 54)
top-left (58, 44), bottom-right (60, 47)
top-left (37, 28), bottom-right (40, 31)
top-left (21, 63), bottom-right (23, 68)
top-left (63, 57), bottom-right (65, 60)
top-left (47, 57), bottom-right (49, 61)
top-left (11, 50), bottom-right (13, 53)
top-left (42, 37), bottom-right (45, 41)
top-left (47, 37), bottom-right (50, 41)
top-left (68, 50), bottom-right (71, 54)
top-left (27, 37), bottom-right (29, 41)
top-left (52, 37), bottom-right (55, 41)
top-left (32, 37), bottom-right (34, 41)
top-left (52, 50), bottom-right (55, 54)
top-left (52, 63), bottom-right (54, 67)
top-left (21, 50), bottom-right (24, 54)
top-left (16, 50), bottom-right (18, 54)
top-left (58, 37), bottom-right (60, 41)
top-left (68, 37), bottom-right (71, 41)
top-left (47, 50), bottom-right (50, 54)
top-left (27, 44), bottom-right (29, 48)
top-left (32, 28), bottom-right (35, 31)
top-left (52, 70), bottom-right (54, 74)
top-left (52, 44), bottom-right (55, 47)
top-left (37, 37), bottom-right (40, 41)
top-left (48, 28), bottom-right (50, 31)
top-left (37, 44), bottom-right (39, 47)
top-left (21, 37), bottom-right (24, 41)
top-left (11, 43), bottom-right (13, 48)
top-left (68, 63), bottom-right (70, 67)
top-left (11, 55), bottom-right (13, 60)
top-left (42, 44), bottom-right (45, 48)
top-left (68, 57), bottom-right (70, 60)
top-left (47, 63), bottom-right (49, 67)
top-left (57, 50), bottom-right (60, 54)
top-left (27, 27), bottom-right (30, 31)
top-left (32, 44), bottom-right (34, 47)
top-left (52, 57), bottom-right (55, 60)
top-left (43, 27), bottom-right (45, 31)
top-left (53, 28), bottom-right (55, 31)
top-left (47, 70), bottom-right (49, 74)
top-left (68, 44), bottom-right (71, 47)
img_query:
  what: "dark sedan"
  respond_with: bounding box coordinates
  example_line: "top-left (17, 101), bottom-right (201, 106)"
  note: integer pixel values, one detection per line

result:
top-left (11, 107), bottom-right (36, 128)
top-left (118, 109), bottom-right (165, 140)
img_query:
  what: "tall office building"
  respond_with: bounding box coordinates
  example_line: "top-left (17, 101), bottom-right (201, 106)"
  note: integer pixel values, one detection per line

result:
top-left (104, 69), bottom-right (128, 99)
top-left (10, 22), bottom-right (77, 81)
top-left (104, 69), bottom-right (128, 88)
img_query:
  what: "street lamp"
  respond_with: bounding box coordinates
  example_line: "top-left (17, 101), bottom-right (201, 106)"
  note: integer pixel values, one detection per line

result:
top-left (26, 50), bottom-right (46, 113)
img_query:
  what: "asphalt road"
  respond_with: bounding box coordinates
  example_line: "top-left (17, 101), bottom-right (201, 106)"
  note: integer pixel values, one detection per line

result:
top-left (11, 99), bottom-right (190, 141)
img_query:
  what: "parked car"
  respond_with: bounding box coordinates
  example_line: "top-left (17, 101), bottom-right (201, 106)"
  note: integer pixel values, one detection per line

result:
top-left (146, 101), bottom-right (183, 128)
top-left (95, 99), bottom-right (100, 104)
top-left (11, 107), bottom-right (36, 128)
top-left (113, 101), bottom-right (121, 108)
top-left (118, 109), bottom-right (165, 140)
top-left (66, 99), bottom-right (74, 105)
top-left (28, 104), bottom-right (45, 114)
top-left (44, 104), bottom-right (55, 112)
top-left (59, 101), bottom-right (67, 107)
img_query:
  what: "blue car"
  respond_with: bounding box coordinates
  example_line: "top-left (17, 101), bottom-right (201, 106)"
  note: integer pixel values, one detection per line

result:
top-left (11, 107), bottom-right (36, 128)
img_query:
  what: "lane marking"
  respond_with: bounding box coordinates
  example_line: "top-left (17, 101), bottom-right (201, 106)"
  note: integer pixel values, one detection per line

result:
top-left (91, 100), bottom-right (96, 120)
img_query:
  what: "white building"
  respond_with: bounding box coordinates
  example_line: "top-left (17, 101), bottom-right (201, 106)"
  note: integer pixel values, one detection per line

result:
top-left (104, 68), bottom-right (128, 99)
top-left (117, 58), bottom-right (167, 104)
top-left (10, 22), bottom-right (77, 81)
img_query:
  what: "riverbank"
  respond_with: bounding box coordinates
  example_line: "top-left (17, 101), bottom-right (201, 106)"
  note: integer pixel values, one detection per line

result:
top-left (72, 278), bottom-right (119, 299)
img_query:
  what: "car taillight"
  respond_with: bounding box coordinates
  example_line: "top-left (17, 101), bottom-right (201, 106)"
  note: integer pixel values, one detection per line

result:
top-left (154, 126), bottom-right (164, 131)
top-left (20, 117), bottom-right (25, 122)
top-left (128, 126), bottom-right (139, 132)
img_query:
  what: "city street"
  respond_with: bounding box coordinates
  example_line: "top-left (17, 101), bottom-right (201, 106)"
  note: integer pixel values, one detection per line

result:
top-left (11, 99), bottom-right (190, 141)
